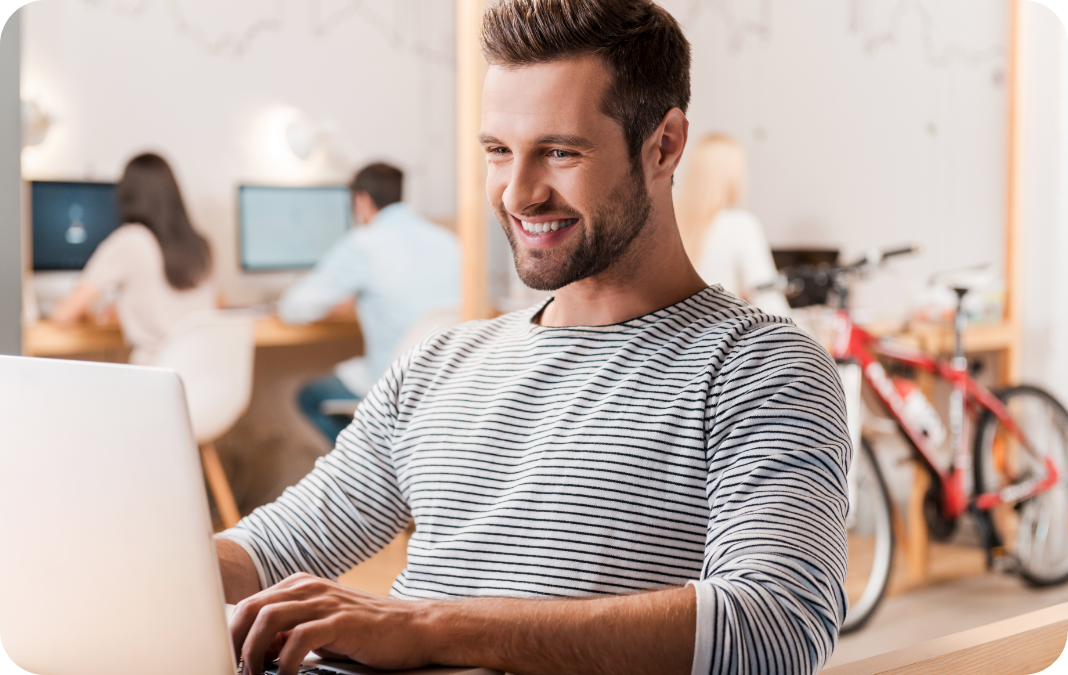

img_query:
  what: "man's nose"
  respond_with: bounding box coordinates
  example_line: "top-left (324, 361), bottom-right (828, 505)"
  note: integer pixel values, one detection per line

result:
top-left (502, 155), bottom-right (551, 215)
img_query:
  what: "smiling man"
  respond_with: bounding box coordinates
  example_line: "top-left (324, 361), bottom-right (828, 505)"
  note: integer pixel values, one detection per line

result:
top-left (216, 2), bottom-right (851, 674)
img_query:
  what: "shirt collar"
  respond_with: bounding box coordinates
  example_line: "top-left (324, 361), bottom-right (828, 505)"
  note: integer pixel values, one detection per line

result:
top-left (371, 202), bottom-right (410, 223)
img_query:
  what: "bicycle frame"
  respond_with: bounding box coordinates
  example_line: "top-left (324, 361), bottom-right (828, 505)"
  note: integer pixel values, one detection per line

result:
top-left (831, 309), bottom-right (1058, 520)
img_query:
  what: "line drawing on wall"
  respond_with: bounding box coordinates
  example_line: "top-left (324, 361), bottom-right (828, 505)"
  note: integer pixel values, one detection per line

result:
top-left (77, 0), bottom-right (150, 18)
top-left (682, 0), bottom-right (774, 52)
top-left (849, 0), bottom-right (1006, 77)
top-left (165, 0), bottom-right (284, 58)
top-left (75, 0), bottom-right (453, 63)
top-left (308, 0), bottom-right (454, 65)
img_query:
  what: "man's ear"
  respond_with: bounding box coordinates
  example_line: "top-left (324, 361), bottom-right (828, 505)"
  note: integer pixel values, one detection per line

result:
top-left (644, 108), bottom-right (689, 185)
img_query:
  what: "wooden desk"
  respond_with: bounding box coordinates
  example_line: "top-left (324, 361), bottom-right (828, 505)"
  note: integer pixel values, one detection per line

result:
top-left (822, 601), bottom-right (1068, 675)
top-left (22, 316), bottom-right (363, 358)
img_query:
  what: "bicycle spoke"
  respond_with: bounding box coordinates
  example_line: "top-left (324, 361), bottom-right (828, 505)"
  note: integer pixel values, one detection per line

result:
top-left (976, 387), bottom-right (1068, 584)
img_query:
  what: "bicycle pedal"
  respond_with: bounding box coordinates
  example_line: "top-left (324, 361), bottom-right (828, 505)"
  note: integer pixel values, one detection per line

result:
top-left (990, 548), bottom-right (1018, 573)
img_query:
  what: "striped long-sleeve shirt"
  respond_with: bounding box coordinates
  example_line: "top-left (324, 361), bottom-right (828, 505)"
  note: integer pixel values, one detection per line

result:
top-left (222, 286), bottom-right (851, 675)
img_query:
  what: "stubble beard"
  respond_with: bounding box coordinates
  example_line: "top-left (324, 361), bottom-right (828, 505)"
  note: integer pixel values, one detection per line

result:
top-left (496, 167), bottom-right (653, 292)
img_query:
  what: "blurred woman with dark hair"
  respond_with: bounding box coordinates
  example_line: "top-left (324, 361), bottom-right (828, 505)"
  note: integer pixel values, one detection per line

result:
top-left (53, 153), bottom-right (216, 364)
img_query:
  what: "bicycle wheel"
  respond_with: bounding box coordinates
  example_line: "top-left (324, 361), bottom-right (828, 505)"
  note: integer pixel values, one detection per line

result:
top-left (974, 385), bottom-right (1068, 586)
top-left (841, 437), bottom-right (895, 633)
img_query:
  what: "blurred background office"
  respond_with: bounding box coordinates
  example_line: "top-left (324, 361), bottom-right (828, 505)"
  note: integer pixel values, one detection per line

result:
top-left (5, 0), bottom-right (1068, 668)
top-left (50, 152), bottom-right (216, 365)
top-left (676, 133), bottom-right (791, 316)
top-left (278, 162), bottom-right (459, 443)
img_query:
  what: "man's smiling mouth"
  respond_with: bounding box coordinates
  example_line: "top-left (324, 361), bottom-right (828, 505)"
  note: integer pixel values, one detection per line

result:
top-left (519, 218), bottom-right (579, 235)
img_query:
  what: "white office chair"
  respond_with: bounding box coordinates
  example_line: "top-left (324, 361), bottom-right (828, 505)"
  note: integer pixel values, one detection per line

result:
top-left (153, 310), bottom-right (255, 529)
top-left (319, 308), bottom-right (461, 418)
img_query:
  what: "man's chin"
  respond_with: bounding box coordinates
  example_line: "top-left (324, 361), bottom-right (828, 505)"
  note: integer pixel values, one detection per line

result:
top-left (514, 255), bottom-right (577, 292)
top-left (515, 267), bottom-right (569, 292)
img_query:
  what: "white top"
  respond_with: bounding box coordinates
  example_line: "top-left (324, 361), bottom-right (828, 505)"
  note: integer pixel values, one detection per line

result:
top-left (82, 224), bottom-right (216, 365)
top-left (696, 208), bottom-right (792, 317)
top-left (221, 287), bottom-right (850, 675)
top-left (278, 203), bottom-right (460, 396)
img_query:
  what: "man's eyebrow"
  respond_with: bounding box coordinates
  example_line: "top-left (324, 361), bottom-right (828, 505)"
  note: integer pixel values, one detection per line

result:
top-left (477, 133), bottom-right (595, 150)
top-left (535, 134), bottom-right (594, 150)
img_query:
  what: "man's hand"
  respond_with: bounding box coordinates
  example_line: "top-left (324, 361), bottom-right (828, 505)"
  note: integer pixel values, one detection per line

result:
top-left (230, 573), bottom-right (435, 675)
top-left (325, 299), bottom-right (357, 320)
top-left (230, 573), bottom-right (696, 675)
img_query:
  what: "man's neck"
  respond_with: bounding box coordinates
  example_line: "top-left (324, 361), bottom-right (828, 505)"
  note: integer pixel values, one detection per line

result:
top-left (538, 209), bottom-right (707, 328)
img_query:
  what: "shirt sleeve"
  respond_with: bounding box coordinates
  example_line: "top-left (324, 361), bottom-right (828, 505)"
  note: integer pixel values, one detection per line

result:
top-left (277, 232), bottom-right (371, 324)
top-left (81, 227), bottom-right (136, 292)
top-left (218, 354), bottom-right (412, 587)
top-left (690, 320), bottom-right (850, 675)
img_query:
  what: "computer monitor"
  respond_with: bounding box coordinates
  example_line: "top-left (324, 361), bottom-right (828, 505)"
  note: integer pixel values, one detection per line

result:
top-left (238, 185), bottom-right (352, 271)
top-left (31, 181), bottom-right (120, 271)
top-left (771, 248), bottom-right (840, 309)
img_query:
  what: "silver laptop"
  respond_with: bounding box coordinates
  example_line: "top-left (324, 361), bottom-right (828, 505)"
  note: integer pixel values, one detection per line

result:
top-left (0, 356), bottom-right (496, 675)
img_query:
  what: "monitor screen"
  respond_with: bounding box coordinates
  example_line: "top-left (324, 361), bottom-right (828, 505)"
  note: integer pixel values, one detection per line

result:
top-left (239, 185), bottom-right (352, 271)
top-left (31, 181), bottom-right (120, 271)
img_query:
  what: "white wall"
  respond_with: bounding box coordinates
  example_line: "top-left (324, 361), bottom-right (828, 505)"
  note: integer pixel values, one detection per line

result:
top-left (666, 0), bottom-right (1068, 400)
top-left (20, 0), bottom-right (456, 305)
top-left (664, 0), bottom-right (1010, 322)
top-left (1020, 1), bottom-right (1068, 404)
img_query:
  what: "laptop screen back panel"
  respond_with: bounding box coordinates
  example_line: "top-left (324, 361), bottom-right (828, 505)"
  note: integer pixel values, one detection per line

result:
top-left (0, 356), bottom-right (235, 675)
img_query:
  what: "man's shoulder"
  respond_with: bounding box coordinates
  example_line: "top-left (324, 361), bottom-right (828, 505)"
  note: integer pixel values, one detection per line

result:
top-left (395, 305), bottom-right (536, 365)
top-left (679, 288), bottom-right (832, 364)
top-left (363, 208), bottom-right (459, 249)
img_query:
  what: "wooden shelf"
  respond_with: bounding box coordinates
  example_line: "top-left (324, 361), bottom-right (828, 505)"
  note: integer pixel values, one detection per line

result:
top-left (862, 320), bottom-right (1015, 356)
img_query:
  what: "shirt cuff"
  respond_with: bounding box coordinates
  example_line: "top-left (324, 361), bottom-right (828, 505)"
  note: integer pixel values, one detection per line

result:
top-left (216, 528), bottom-right (270, 592)
top-left (687, 580), bottom-right (714, 675)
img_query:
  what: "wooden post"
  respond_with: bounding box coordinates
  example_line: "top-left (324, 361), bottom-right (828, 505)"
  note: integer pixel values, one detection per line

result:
top-left (457, 0), bottom-right (493, 321)
top-left (905, 465), bottom-right (930, 585)
top-left (1003, 0), bottom-right (1024, 385)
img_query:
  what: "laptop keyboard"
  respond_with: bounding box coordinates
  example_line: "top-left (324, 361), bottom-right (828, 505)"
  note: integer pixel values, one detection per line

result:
top-left (263, 666), bottom-right (340, 675)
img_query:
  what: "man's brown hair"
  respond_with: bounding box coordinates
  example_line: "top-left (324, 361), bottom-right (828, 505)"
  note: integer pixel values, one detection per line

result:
top-left (350, 162), bottom-right (403, 209)
top-left (481, 0), bottom-right (691, 161)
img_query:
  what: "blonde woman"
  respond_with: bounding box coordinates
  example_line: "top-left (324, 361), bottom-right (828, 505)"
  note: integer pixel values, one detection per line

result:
top-left (677, 134), bottom-right (791, 316)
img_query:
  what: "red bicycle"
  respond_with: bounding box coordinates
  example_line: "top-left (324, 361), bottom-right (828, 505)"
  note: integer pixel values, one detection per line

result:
top-left (785, 247), bottom-right (1068, 632)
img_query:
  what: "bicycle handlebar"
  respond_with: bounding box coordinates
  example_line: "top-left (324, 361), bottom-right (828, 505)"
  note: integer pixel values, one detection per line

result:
top-left (846, 244), bottom-right (920, 271)
top-left (880, 244), bottom-right (920, 260)
top-left (770, 243), bottom-right (919, 310)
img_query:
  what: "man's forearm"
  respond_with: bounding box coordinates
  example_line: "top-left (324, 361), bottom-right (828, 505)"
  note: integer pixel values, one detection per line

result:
top-left (425, 585), bottom-right (696, 675)
top-left (215, 536), bottom-right (262, 604)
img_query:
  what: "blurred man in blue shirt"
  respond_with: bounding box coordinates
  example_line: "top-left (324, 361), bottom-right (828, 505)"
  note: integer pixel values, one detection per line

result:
top-left (278, 163), bottom-right (460, 442)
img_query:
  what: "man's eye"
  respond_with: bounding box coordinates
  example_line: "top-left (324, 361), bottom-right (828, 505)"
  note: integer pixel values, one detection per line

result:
top-left (549, 149), bottom-right (575, 159)
top-left (488, 146), bottom-right (510, 155)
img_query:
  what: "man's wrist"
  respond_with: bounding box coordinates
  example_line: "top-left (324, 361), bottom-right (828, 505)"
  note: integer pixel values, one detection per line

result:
top-left (416, 599), bottom-right (470, 667)
top-left (214, 536), bottom-right (262, 604)
top-left (416, 597), bottom-right (516, 670)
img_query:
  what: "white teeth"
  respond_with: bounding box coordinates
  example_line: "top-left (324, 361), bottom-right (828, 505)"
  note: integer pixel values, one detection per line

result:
top-left (520, 219), bottom-right (573, 234)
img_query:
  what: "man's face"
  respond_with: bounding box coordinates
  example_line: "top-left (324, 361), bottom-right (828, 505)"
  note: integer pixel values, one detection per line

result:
top-left (480, 56), bottom-right (651, 291)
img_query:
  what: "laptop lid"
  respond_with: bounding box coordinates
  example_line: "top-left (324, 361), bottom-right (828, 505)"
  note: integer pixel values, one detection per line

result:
top-left (0, 356), bottom-right (235, 675)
